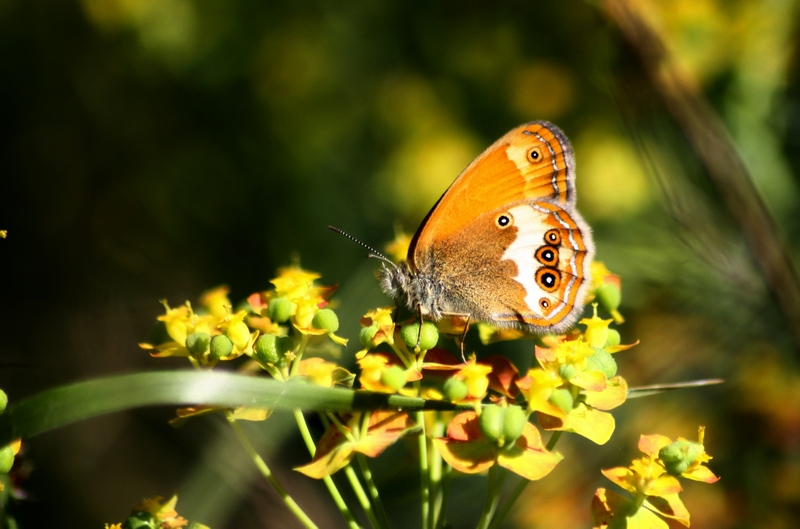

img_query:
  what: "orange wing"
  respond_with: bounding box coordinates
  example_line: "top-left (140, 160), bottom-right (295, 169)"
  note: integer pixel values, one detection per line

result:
top-left (409, 121), bottom-right (576, 265)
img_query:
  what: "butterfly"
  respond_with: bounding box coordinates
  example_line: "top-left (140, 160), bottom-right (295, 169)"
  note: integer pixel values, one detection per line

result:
top-left (378, 121), bottom-right (594, 335)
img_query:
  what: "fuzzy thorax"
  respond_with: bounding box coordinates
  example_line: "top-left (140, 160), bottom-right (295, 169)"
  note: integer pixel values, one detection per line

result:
top-left (378, 262), bottom-right (447, 320)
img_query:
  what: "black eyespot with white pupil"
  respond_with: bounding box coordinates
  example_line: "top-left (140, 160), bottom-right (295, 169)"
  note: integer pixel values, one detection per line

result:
top-left (496, 214), bottom-right (511, 228)
top-left (535, 267), bottom-right (560, 293)
top-left (535, 245), bottom-right (559, 266)
top-left (528, 148), bottom-right (542, 163)
top-left (544, 229), bottom-right (561, 246)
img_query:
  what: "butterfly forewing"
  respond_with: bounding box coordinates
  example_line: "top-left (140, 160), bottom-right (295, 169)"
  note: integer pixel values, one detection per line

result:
top-left (410, 121), bottom-right (576, 267)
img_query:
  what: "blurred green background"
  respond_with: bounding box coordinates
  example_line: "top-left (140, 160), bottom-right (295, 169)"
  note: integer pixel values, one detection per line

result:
top-left (2, 0), bottom-right (800, 527)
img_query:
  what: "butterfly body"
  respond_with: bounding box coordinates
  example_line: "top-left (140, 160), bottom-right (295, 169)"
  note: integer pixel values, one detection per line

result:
top-left (379, 121), bottom-right (594, 335)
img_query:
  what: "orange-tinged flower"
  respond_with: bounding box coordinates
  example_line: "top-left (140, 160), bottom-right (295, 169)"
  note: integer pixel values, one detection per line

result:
top-left (356, 307), bottom-right (396, 358)
top-left (433, 411), bottom-right (562, 480)
top-left (132, 495), bottom-right (189, 528)
top-left (596, 429), bottom-right (719, 528)
top-left (295, 411), bottom-right (418, 478)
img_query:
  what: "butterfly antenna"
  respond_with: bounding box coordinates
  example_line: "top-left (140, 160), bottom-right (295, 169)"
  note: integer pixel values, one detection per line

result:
top-left (327, 226), bottom-right (397, 267)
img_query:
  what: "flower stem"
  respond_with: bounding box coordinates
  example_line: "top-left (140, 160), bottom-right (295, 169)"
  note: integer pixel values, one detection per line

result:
top-left (434, 460), bottom-right (452, 529)
top-left (356, 453), bottom-right (391, 529)
top-left (487, 475), bottom-right (526, 529)
top-left (293, 409), bottom-right (359, 529)
top-left (227, 418), bottom-right (319, 529)
top-left (429, 414), bottom-right (445, 527)
top-left (416, 409), bottom-right (431, 529)
top-left (476, 464), bottom-right (500, 529)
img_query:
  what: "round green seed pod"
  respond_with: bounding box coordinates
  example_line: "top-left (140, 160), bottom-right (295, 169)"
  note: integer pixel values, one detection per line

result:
top-left (209, 334), bottom-right (234, 361)
top-left (502, 406), bottom-right (528, 446)
top-left (0, 444), bottom-right (14, 474)
top-left (596, 283), bottom-right (621, 313)
top-left (400, 322), bottom-right (439, 351)
top-left (586, 348), bottom-right (617, 379)
top-left (548, 388), bottom-right (575, 414)
top-left (660, 440), bottom-right (702, 476)
top-left (479, 405), bottom-right (506, 443)
top-left (604, 328), bottom-right (621, 348)
top-left (185, 332), bottom-right (211, 358)
top-left (380, 365), bottom-right (407, 391)
top-left (359, 325), bottom-right (380, 348)
top-left (267, 297), bottom-right (294, 323)
top-left (312, 308), bottom-right (339, 333)
top-left (558, 364), bottom-right (578, 381)
top-left (442, 377), bottom-right (469, 402)
top-left (255, 334), bottom-right (280, 364)
top-left (122, 511), bottom-right (159, 529)
top-left (0, 389), bottom-right (7, 414)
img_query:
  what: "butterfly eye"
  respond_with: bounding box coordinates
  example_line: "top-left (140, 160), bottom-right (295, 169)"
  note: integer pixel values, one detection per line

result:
top-left (535, 267), bottom-right (560, 293)
top-left (528, 148), bottom-right (543, 163)
top-left (539, 298), bottom-right (552, 313)
top-left (496, 214), bottom-right (512, 228)
top-left (544, 229), bottom-right (561, 246)
top-left (535, 245), bottom-right (559, 266)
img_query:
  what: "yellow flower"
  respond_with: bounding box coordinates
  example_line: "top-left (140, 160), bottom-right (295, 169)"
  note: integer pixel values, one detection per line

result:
top-left (270, 266), bottom-right (322, 301)
top-left (199, 285), bottom-right (232, 318)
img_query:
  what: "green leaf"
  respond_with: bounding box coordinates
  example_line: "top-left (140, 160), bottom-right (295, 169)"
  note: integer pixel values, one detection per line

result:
top-left (0, 370), bottom-right (471, 446)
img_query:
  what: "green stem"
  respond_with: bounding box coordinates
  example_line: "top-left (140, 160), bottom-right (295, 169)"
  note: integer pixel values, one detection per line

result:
top-left (343, 464), bottom-right (381, 529)
top-left (356, 453), bottom-right (391, 529)
top-left (476, 464), bottom-right (499, 529)
top-left (546, 430), bottom-right (562, 452)
top-left (227, 418), bottom-right (318, 529)
top-left (416, 409), bottom-right (431, 529)
top-left (290, 334), bottom-right (311, 377)
top-left (293, 409), bottom-right (359, 529)
top-left (434, 460), bottom-right (452, 529)
top-left (487, 476), bottom-right (527, 529)
top-left (429, 414), bottom-right (445, 527)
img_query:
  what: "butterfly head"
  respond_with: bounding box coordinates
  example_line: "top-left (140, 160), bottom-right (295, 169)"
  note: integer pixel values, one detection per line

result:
top-left (378, 261), bottom-right (445, 320)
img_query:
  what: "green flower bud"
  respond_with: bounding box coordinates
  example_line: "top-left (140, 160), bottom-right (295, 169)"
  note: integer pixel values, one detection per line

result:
top-left (479, 405), bottom-right (506, 443)
top-left (0, 444), bottom-right (14, 474)
top-left (185, 332), bottom-right (211, 358)
top-left (400, 321), bottom-right (439, 351)
top-left (380, 365), bottom-right (407, 391)
top-left (359, 325), bottom-right (380, 348)
top-left (558, 363), bottom-right (578, 381)
top-left (122, 511), bottom-right (159, 529)
top-left (660, 439), bottom-right (702, 476)
top-left (312, 308), bottom-right (339, 333)
top-left (549, 388), bottom-right (574, 414)
top-left (267, 297), bottom-right (294, 323)
top-left (596, 283), bottom-right (621, 313)
top-left (604, 328), bottom-right (621, 348)
top-left (586, 348), bottom-right (617, 379)
top-left (0, 389), bottom-right (7, 414)
top-left (502, 406), bottom-right (528, 447)
top-left (255, 334), bottom-right (280, 364)
top-left (442, 377), bottom-right (469, 402)
top-left (209, 334), bottom-right (234, 361)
